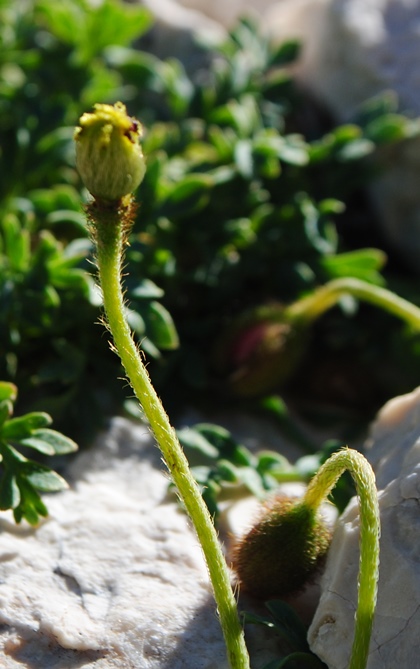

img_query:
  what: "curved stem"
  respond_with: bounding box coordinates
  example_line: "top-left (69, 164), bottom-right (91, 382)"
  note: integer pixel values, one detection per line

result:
top-left (284, 277), bottom-right (420, 329)
top-left (304, 448), bottom-right (380, 669)
top-left (90, 198), bottom-right (250, 669)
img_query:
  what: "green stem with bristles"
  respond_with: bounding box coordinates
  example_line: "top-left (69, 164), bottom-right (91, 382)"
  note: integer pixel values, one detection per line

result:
top-left (284, 277), bottom-right (420, 329)
top-left (304, 448), bottom-right (380, 669)
top-left (89, 196), bottom-right (250, 669)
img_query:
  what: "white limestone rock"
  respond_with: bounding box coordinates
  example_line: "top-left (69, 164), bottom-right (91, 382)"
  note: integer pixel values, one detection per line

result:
top-left (141, 0), bottom-right (284, 31)
top-left (308, 387), bottom-right (420, 669)
top-left (0, 416), bottom-right (291, 668)
top-left (275, 0), bottom-right (420, 121)
top-left (0, 418), bottom-right (229, 668)
top-left (364, 385), bottom-right (420, 489)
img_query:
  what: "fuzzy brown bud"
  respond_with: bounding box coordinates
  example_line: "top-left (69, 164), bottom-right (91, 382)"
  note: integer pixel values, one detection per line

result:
top-left (231, 496), bottom-right (331, 600)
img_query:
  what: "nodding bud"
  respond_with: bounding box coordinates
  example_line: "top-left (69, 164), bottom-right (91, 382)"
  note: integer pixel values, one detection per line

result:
top-left (231, 495), bottom-right (331, 600)
top-left (213, 309), bottom-right (308, 398)
top-left (74, 102), bottom-right (146, 202)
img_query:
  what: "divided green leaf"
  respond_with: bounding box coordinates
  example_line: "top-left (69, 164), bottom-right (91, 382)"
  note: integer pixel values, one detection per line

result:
top-left (0, 385), bottom-right (77, 524)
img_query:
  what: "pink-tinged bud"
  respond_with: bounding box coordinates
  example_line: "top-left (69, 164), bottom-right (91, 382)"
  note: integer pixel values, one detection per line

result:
top-left (214, 309), bottom-right (308, 397)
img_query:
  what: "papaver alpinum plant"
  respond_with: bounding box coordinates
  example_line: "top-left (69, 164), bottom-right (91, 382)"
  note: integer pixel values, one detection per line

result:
top-left (75, 102), bottom-right (380, 669)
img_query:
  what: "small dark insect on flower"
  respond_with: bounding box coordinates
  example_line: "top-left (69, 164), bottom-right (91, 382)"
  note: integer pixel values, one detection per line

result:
top-left (125, 120), bottom-right (141, 142)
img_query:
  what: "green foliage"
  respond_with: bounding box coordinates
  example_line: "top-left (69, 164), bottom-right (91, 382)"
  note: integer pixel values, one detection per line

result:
top-left (177, 422), bottom-right (293, 519)
top-left (35, 0), bottom-right (151, 65)
top-left (0, 0), bottom-right (419, 444)
top-left (0, 381), bottom-right (77, 524)
top-left (244, 600), bottom-right (327, 668)
top-left (0, 0), bottom-right (177, 440)
top-left (177, 422), bottom-right (354, 520)
top-left (121, 16), bottom-right (420, 409)
top-left (0, 197), bottom-right (178, 440)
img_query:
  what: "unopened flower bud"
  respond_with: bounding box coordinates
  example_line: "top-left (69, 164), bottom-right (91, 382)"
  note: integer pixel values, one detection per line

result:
top-left (214, 308), bottom-right (308, 397)
top-left (74, 102), bottom-right (146, 202)
top-left (231, 496), bottom-right (331, 599)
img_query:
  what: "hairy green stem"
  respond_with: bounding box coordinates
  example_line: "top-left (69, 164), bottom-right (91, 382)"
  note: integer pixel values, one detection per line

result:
top-left (304, 448), bottom-right (380, 669)
top-left (90, 197), bottom-right (250, 669)
top-left (284, 277), bottom-right (420, 329)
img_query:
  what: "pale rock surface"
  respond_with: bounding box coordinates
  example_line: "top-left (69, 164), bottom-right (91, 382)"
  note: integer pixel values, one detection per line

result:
top-left (141, 0), bottom-right (286, 30)
top-left (308, 386), bottom-right (420, 668)
top-left (364, 384), bottom-right (420, 489)
top-left (141, 0), bottom-right (420, 120)
top-left (0, 416), bottom-right (288, 669)
top-left (0, 418), bottom-right (230, 668)
top-left (274, 0), bottom-right (420, 119)
top-left (0, 407), bottom-right (347, 668)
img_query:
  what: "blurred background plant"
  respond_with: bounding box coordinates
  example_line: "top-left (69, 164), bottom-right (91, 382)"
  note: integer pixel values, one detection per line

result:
top-left (1, 0), bottom-right (420, 449)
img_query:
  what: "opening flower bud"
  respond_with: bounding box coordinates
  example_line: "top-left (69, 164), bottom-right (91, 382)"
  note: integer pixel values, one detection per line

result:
top-left (74, 102), bottom-right (146, 202)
